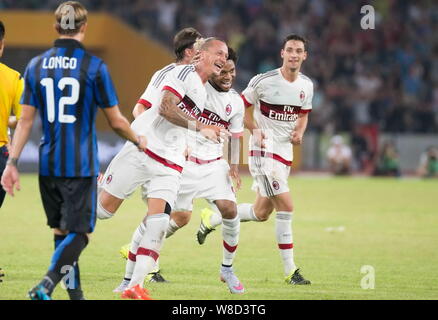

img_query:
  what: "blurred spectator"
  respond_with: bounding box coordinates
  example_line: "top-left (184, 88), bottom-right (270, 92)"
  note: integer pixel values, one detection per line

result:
top-left (2, 0), bottom-right (438, 134)
top-left (326, 135), bottom-right (352, 175)
top-left (373, 141), bottom-right (401, 177)
top-left (417, 146), bottom-right (438, 178)
top-left (350, 127), bottom-right (372, 172)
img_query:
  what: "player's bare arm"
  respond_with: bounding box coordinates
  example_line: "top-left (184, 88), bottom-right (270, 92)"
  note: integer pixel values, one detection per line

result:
top-left (244, 105), bottom-right (265, 148)
top-left (1, 105), bottom-right (37, 196)
top-left (101, 106), bottom-right (147, 151)
top-left (291, 112), bottom-right (309, 146)
top-left (159, 90), bottom-right (226, 142)
top-left (132, 103), bottom-right (148, 119)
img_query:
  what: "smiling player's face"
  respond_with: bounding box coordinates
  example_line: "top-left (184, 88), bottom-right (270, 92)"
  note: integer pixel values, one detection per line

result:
top-left (281, 40), bottom-right (307, 72)
top-left (210, 59), bottom-right (236, 92)
top-left (202, 40), bottom-right (228, 77)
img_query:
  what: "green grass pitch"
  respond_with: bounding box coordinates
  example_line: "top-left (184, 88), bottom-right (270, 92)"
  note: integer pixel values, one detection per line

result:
top-left (1, 174), bottom-right (437, 300)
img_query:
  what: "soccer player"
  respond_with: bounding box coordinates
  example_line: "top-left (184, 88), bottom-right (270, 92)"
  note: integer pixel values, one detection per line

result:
top-left (98, 38), bottom-right (228, 299)
top-left (197, 34), bottom-right (313, 285)
top-left (131, 27), bottom-right (202, 119)
top-left (1, 1), bottom-right (147, 300)
top-left (106, 28), bottom-right (202, 286)
top-left (0, 20), bottom-right (23, 208)
top-left (116, 48), bottom-right (245, 294)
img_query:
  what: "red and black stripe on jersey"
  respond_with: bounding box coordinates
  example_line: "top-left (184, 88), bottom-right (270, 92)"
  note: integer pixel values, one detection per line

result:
top-left (198, 108), bottom-right (230, 129)
top-left (178, 95), bottom-right (202, 119)
top-left (259, 100), bottom-right (310, 122)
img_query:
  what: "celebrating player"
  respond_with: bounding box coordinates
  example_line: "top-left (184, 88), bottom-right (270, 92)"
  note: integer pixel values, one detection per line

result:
top-left (0, 20), bottom-right (23, 208)
top-left (197, 34), bottom-right (313, 285)
top-left (1, 1), bottom-right (147, 300)
top-left (116, 47), bottom-right (245, 294)
top-left (98, 27), bottom-right (201, 285)
top-left (98, 37), bottom-right (229, 299)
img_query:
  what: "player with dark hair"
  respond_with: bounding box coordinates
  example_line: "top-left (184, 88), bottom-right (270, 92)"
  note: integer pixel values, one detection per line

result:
top-left (197, 34), bottom-right (313, 285)
top-left (1, 1), bottom-right (147, 300)
top-left (0, 20), bottom-right (23, 208)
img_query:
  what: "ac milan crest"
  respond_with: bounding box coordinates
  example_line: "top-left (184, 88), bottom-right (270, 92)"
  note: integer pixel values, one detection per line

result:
top-left (225, 104), bottom-right (232, 116)
top-left (272, 180), bottom-right (280, 190)
top-left (106, 175), bottom-right (113, 184)
top-left (300, 91), bottom-right (305, 102)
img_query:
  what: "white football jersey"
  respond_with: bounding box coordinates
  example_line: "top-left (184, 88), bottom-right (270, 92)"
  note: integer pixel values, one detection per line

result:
top-left (188, 82), bottom-right (244, 160)
top-left (137, 63), bottom-right (177, 109)
top-left (242, 68), bottom-right (314, 162)
top-left (131, 64), bottom-right (207, 167)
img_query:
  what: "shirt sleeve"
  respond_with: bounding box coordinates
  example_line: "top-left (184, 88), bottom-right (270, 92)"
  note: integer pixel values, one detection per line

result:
top-left (229, 94), bottom-right (245, 138)
top-left (13, 75), bottom-right (24, 120)
top-left (137, 83), bottom-right (155, 109)
top-left (241, 75), bottom-right (260, 108)
top-left (20, 65), bottom-right (37, 108)
top-left (94, 62), bottom-right (119, 108)
top-left (161, 67), bottom-right (192, 101)
top-left (301, 81), bottom-right (314, 112)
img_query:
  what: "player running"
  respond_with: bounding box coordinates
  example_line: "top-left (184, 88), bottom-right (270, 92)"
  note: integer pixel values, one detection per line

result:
top-left (196, 34), bottom-right (313, 285)
top-left (98, 28), bottom-right (201, 285)
top-left (117, 48), bottom-right (245, 294)
top-left (98, 38), bottom-right (229, 299)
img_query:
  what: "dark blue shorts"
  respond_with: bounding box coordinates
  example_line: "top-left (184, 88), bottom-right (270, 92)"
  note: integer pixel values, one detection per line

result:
top-left (39, 176), bottom-right (97, 233)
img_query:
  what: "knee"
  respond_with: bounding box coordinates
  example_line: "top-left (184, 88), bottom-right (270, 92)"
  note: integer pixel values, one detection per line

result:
top-left (97, 191), bottom-right (122, 220)
top-left (217, 203), bottom-right (237, 220)
top-left (172, 211), bottom-right (191, 227)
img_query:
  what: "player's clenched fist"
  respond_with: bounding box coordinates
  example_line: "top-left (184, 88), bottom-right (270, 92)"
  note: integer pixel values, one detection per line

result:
top-left (291, 131), bottom-right (303, 145)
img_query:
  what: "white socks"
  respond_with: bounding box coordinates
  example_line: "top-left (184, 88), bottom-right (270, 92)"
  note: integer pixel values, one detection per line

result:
top-left (237, 203), bottom-right (259, 222)
top-left (128, 214), bottom-right (169, 288)
top-left (165, 219), bottom-right (181, 238)
top-left (221, 215), bottom-right (240, 266)
top-left (123, 222), bottom-right (146, 280)
top-left (276, 211), bottom-right (296, 276)
top-left (97, 199), bottom-right (114, 220)
top-left (209, 203), bottom-right (259, 229)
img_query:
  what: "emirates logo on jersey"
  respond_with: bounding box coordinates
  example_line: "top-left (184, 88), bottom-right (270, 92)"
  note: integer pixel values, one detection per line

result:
top-left (106, 175), bottom-right (113, 184)
top-left (272, 180), bottom-right (280, 190)
top-left (225, 104), bottom-right (232, 116)
top-left (300, 91), bottom-right (305, 102)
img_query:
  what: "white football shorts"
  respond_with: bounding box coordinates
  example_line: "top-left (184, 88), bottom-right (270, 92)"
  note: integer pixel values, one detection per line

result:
top-left (174, 159), bottom-right (236, 212)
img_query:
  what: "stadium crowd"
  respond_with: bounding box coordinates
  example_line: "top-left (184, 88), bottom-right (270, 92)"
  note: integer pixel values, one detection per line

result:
top-left (2, 0), bottom-right (437, 175)
top-left (2, 0), bottom-right (437, 135)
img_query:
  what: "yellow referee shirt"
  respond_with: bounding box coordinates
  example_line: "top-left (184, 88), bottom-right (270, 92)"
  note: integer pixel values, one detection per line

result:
top-left (0, 62), bottom-right (23, 147)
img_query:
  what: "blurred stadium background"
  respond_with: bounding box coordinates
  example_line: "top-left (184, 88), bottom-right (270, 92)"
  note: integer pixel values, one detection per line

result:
top-left (1, 0), bottom-right (438, 302)
top-left (1, 0), bottom-right (437, 175)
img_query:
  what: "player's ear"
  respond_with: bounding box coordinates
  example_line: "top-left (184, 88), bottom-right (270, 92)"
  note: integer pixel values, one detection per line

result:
top-left (80, 22), bottom-right (88, 34)
top-left (302, 51), bottom-right (307, 61)
top-left (280, 49), bottom-right (285, 59)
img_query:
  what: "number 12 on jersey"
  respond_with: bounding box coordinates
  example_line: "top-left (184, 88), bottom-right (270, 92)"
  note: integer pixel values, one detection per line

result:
top-left (40, 77), bottom-right (80, 124)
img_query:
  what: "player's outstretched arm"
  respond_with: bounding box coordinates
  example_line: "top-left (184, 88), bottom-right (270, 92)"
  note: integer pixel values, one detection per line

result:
top-left (101, 106), bottom-right (147, 151)
top-left (1, 105), bottom-right (36, 196)
top-left (291, 112), bottom-right (309, 146)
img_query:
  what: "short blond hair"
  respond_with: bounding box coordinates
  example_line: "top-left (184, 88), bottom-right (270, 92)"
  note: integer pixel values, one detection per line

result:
top-left (55, 1), bottom-right (88, 35)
